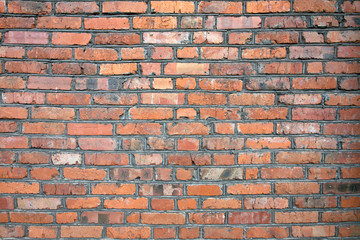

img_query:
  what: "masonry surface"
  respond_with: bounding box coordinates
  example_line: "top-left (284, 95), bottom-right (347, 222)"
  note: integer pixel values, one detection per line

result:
top-left (0, 0), bottom-right (359, 239)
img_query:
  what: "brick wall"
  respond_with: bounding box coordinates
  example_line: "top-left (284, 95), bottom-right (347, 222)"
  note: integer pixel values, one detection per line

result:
top-left (0, 0), bottom-right (359, 239)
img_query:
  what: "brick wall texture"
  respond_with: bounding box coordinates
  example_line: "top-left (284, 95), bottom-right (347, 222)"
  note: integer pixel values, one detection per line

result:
top-left (0, 0), bottom-right (359, 239)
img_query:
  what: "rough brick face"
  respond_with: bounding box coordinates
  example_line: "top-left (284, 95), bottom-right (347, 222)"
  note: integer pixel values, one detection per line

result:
top-left (0, 0), bottom-right (358, 239)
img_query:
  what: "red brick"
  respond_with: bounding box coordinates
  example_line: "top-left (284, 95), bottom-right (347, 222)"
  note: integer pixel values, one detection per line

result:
top-left (275, 182), bottom-right (320, 194)
top-left (189, 213), bottom-right (225, 224)
top-left (246, 137), bottom-right (291, 149)
top-left (92, 183), bottom-right (135, 195)
top-left (246, 227), bottom-right (289, 239)
top-left (342, 1), bottom-right (360, 12)
top-left (0, 76), bottom-right (25, 89)
top-left (56, 2), bottom-right (99, 13)
top-left (66, 197), bottom-right (101, 209)
top-left (292, 108), bottom-right (336, 120)
top-left (85, 153), bottom-right (129, 166)
top-left (229, 212), bottom-right (271, 224)
top-left (341, 167), bottom-right (360, 179)
top-left (203, 137), bottom-right (244, 150)
top-left (61, 226), bottom-right (103, 238)
top-left (194, 31), bottom-right (224, 44)
top-left (177, 108), bottom-right (197, 119)
top-left (5, 61), bottom-right (47, 74)
top-left (265, 16), bottom-right (307, 28)
top-left (275, 211), bottom-right (318, 223)
top-left (165, 63), bottom-right (209, 75)
top-left (151, 199), bottom-right (174, 210)
top-left (256, 31), bottom-right (299, 44)
top-left (295, 137), bottom-right (337, 149)
top-left (52, 62), bottom-right (96, 75)
top-left (32, 107), bottom-right (75, 120)
top-left (338, 46), bottom-right (360, 58)
top-left (295, 196), bottom-right (337, 208)
top-left (23, 122), bottom-right (65, 135)
top-left (217, 17), bottom-right (262, 29)
top-left (130, 108), bottom-right (172, 120)
top-left (68, 123), bottom-right (113, 136)
top-left (179, 227), bottom-right (200, 239)
top-left (0, 226), bottom-right (25, 238)
top-left (18, 152), bottom-right (49, 164)
top-left (17, 198), bottom-right (61, 210)
top-left (215, 123), bottom-right (235, 134)
top-left (247, 77), bottom-right (290, 90)
top-left (228, 183), bottom-right (271, 195)
top-left (32, 137), bottom-right (76, 150)
top-left (290, 46), bottom-right (334, 59)
top-left (134, 154), bottom-right (163, 165)
top-left (247, 1), bottom-right (290, 13)
top-left (95, 33), bottom-right (140, 45)
top-left (84, 17), bottom-right (129, 30)
top-left (10, 212), bottom-right (53, 223)
top-left (0, 167), bottom-right (27, 179)
top-left (181, 16), bottom-right (203, 28)
top-left (3, 92), bottom-right (45, 105)
top-left (52, 153), bottom-right (81, 165)
top-left (313, 16), bottom-right (339, 27)
top-left (141, 213), bottom-right (185, 224)
top-left (47, 93), bottom-right (90, 105)
top-left (302, 32), bottom-right (324, 43)
top-left (111, 168), bottom-right (152, 181)
top-left (322, 210), bottom-right (360, 222)
top-left (230, 93), bottom-right (274, 105)
top-left (327, 31), bottom-right (360, 43)
top-left (259, 62), bottom-right (302, 74)
top-left (28, 226), bottom-right (57, 238)
top-left (203, 198), bottom-right (242, 209)
top-left (75, 48), bottom-right (118, 61)
top-left (277, 122), bottom-right (320, 135)
top-left (31, 168), bottom-right (59, 180)
top-left (0, 46), bottom-right (25, 58)
top-left (43, 183), bottom-right (86, 195)
top-left (133, 16), bottom-right (177, 29)
top-left (121, 48), bottom-right (145, 60)
top-left (177, 47), bottom-right (198, 59)
top-left (52, 32), bottom-right (91, 45)
top-left (168, 153), bottom-right (211, 166)
top-left (242, 47), bottom-right (286, 59)
top-left (8, 1), bottom-right (51, 14)
top-left (144, 32), bottom-right (190, 44)
top-left (188, 93), bottom-right (227, 105)
top-left (325, 152), bottom-right (360, 164)
top-left (0, 136), bottom-right (28, 149)
top-left (292, 226), bottom-right (335, 237)
top-left (107, 227), bottom-right (151, 239)
top-left (117, 123), bottom-right (161, 135)
top-left (293, 77), bottom-right (337, 89)
top-left (64, 168), bottom-right (106, 181)
top-left (0, 122), bottom-right (17, 133)
top-left (78, 138), bottom-right (116, 151)
top-left (28, 76), bottom-right (72, 90)
top-left (100, 63), bottom-right (137, 75)
top-left (153, 228), bottom-right (175, 239)
top-left (148, 137), bottom-right (174, 150)
top-left (187, 185), bottom-right (222, 196)
top-left (93, 93), bottom-right (137, 105)
top-left (324, 123), bottom-right (360, 135)
top-left (341, 196), bottom-right (360, 208)
top-left (151, 1), bottom-right (195, 13)
top-left (325, 93), bottom-right (360, 106)
top-left (141, 93), bottom-right (185, 105)
top-left (0, 197), bottom-right (14, 210)
top-left (103, 1), bottom-right (147, 13)
top-left (139, 184), bottom-right (182, 196)
top-left (229, 32), bottom-right (252, 44)
top-left (294, 0), bottom-right (336, 12)
top-left (339, 225), bottom-right (360, 237)
top-left (104, 197), bottom-right (147, 209)
top-left (37, 17), bottom-right (81, 29)
top-left (56, 212), bottom-right (77, 223)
